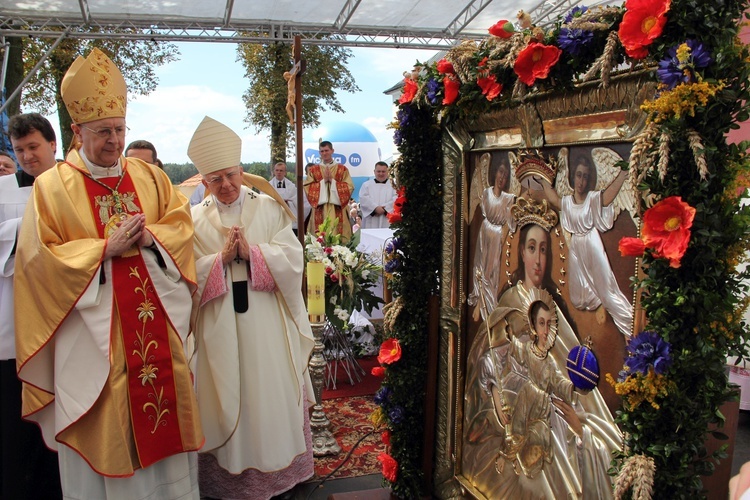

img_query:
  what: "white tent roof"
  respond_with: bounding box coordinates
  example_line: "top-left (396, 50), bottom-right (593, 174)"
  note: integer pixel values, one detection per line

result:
top-left (0, 0), bottom-right (615, 49)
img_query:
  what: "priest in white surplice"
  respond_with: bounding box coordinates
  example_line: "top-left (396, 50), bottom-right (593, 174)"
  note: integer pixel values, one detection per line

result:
top-left (358, 161), bottom-right (397, 229)
top-left (188, 116), bottom-right (315, 500)
top-left (1, 113), bottom-right (61, 499)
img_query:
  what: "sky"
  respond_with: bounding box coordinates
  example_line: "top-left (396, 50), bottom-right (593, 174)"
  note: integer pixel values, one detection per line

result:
top-left (45, 42), bottom-right (438, 165)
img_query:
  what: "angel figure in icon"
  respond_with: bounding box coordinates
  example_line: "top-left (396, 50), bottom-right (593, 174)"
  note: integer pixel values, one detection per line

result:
top-left (466, 152), bottom-right (520, 322)
top-left (538, 147), bottom-right (636, 338)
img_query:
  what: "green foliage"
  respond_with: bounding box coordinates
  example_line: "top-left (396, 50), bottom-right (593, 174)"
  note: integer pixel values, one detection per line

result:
top-left (161, 161), bottom-right (271, 184)
top-left (236, 36), bottom-right (359, 162)
top-left (162, 163), bottom-right (198, 184)
top-left (389, 0), bottom-right (750, 497)
top-left (378, 104), bottom-right (442, 498)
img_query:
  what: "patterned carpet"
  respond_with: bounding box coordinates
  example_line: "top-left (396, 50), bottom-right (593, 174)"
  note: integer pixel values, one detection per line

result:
top-left (313, 396), bottom-right (386, 480)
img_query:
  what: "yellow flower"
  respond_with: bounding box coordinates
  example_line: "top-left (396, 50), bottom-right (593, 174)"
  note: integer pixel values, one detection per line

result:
top-left (607, 369), bottom-right (674, 411)
top-left (641, 81), bottom-right (726, 123)
top-left (371, 407), bottom-right (387, 427)
top-left (675, 43), bottom-right (691, 65)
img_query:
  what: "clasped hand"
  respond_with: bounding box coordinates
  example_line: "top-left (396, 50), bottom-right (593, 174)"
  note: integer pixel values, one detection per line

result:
top-left (222, 226), bottom-right (250, 265)
top-left (322, 167), bottom-right (333, 182)
top-left (104, 214), bottom-right (152, 259)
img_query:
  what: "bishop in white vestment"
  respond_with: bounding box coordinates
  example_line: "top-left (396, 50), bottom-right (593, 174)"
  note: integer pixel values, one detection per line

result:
top-left (188, 117), bottom-right (315, 500)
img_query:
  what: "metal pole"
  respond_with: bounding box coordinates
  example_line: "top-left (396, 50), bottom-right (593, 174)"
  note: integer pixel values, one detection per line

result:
top-left (0, 28), bottom-right (71, 116)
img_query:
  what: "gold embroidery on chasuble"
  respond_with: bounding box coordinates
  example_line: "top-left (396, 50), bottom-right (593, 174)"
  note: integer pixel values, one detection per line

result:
top-left (80, 168), bottom-right (187, 467)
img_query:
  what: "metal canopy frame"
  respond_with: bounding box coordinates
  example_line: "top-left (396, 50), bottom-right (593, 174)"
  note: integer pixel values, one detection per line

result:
top-left (0, 0), bottom-right (608, 50)
top-left (0, 0), bottom-right (619, 113)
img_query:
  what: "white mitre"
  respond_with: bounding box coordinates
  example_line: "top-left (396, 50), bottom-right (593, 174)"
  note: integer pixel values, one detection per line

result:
top-left (187, 116), bottom-right (242, 176)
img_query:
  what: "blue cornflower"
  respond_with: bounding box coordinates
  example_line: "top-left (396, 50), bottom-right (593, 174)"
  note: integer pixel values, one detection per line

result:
top-left (558, 6), bottom-right (593, 56)
top-left (388, 405), bottom-right (405, 424)
top-left (393, 129), bottom-right (402, 146)
top-left (374, 386), bottom-right (392, 406)
top-left (384, 258), bottom-right (400, 274)
top-left (426, 78), bottom-right (440, 105)
top-left (557, 28), bottom-right (594, 56)
top-left (397, 106), bottom-right (412, 128)
top-left (385, 237), bottom-right (402, 255)
top-left (657, 40), bottom-right (713, 90)
top-left (619, 331), bottom-right (672, 381)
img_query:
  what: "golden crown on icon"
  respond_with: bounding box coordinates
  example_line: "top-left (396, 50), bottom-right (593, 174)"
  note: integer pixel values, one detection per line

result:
top-left (515, 150), bottom-right (558, 186)
top-left (511, 197), bottom-right (559, 232)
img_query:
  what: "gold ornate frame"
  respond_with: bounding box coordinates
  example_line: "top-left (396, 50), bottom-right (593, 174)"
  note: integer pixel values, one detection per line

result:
top-left (433, 71), bottom-right (656, 498)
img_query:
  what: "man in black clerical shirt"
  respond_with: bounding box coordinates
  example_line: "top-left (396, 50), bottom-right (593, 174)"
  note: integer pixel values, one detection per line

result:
top-left (271, 161), bottom-right (301, 234)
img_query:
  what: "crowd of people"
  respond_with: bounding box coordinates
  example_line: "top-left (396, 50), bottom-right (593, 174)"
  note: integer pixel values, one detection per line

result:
top-left (0, 48), bottom-right (397, 500)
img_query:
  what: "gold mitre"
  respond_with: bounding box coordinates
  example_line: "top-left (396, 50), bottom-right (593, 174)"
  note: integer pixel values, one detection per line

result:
top-left (510, 197), bottom-right (559, 232)
top-left (515, 150), bottom-right (558, 186)
top-left (187, 116), bottom-right (242, 176)
top-left (61, 48), bottom-right (127, 124)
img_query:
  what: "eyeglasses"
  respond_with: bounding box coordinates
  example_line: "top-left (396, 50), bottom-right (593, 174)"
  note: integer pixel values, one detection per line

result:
top-left (81, 125), bottom-right (130, 139)
top-left (205, 170), bottom-right (241, 185)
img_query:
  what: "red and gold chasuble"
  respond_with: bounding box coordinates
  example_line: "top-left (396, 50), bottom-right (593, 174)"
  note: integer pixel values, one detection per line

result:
top-left (81, 169), bottom-right (186, 468)
top-left (306, 163), bottom-right (352, 238)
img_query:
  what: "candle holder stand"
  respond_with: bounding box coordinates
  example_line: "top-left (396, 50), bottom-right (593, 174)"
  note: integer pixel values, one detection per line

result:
top-left (308, 318), bottom-right (341, 457)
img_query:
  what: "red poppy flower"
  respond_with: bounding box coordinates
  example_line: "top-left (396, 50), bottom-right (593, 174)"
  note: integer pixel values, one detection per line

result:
top-left (436, 58), bottom-right (455, 75)
top-left (381, 430), bottom-right (391, 446)
top-left (443, 75), bottom-right (460, 105)
top-left (378, 338), bottom-right (402, 365)
top-left (371, 366), bottom-right (386, 377)
top-left (378, 452), bottom-right (399, 482)
top-left (641, 196), bottom-right (695, 268)
top-left (618, 0), bottom-right (671, 59)
top-left (392, 187), bottom-right (407, 211)
top-left (398, 77), bottom-right (418, 104)
top-left (489, 20), bottom-right (514, 38)
top-left (477, 75), bottom-right (502, 101)
top-left (387, 211), bottom-right (402, 224)
top-left (513, 42), bottom-right (562, 86)
top-left (619, 237), bottom-right (646, 257)
top-left (330, 273), bottom-right (339, 282)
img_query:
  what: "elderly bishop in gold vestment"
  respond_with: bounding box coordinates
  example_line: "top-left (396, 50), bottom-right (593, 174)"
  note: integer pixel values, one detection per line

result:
top-left (14, 48), bottom-right (203, 499)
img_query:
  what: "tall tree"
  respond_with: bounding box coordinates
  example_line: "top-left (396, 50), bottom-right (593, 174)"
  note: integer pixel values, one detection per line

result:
top-left (237, 36), bottom-right (359, 164)
top-left (19, 29), bottom-right (178, 150)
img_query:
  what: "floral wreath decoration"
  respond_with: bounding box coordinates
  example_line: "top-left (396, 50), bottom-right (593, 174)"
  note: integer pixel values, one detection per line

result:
top-left (384, 0), bottom-right (750, 498)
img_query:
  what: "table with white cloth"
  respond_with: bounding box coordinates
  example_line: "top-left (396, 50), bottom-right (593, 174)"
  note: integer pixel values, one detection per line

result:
top-left (356, 228), bottom-right (394, 320)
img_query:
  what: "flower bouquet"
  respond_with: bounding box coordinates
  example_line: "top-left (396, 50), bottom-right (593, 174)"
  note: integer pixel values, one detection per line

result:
top-left (304, 217), bottom-right (384, 334)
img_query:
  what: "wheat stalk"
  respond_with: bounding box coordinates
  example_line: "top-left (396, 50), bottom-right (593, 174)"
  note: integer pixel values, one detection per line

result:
top-left (614, 454), bottom-right (655, 500)
top-left (383, 296), bottom-right (404, 334)
top-left (629, 122), bottom-right (660, 187)
top-left (687, 129), bottom-right (709, 180)
top-left (657, 131), bottom-right (671, 181)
